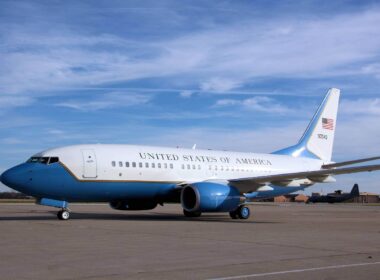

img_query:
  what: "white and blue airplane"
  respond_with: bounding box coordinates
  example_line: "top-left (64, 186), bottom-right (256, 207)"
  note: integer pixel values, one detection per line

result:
top-left (1, 88), bottom-right (380, 220)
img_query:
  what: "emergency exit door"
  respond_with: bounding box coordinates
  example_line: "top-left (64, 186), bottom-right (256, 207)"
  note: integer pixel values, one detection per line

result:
top-left (81, 149), bottom-right (97, 178)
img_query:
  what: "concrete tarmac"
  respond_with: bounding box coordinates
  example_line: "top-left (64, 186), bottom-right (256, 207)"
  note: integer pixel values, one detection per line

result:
top-left (0, 203), bottom-right (379, 279)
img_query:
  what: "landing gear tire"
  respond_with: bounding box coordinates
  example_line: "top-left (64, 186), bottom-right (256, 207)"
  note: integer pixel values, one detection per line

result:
top-left (229, 210), bottom-right (238, 219)
top-left (183, 209), bottom-right (202, 218)
top-left (237, 205), bottom-right (250, 219)
top-left (57, 209), bottom-right (70, 220)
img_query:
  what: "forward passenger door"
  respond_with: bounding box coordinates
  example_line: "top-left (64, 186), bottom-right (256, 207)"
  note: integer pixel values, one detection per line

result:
top-left (81, 149), bottom-right (97, 178)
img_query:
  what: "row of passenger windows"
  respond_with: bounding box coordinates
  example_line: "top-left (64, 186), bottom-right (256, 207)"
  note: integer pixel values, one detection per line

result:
top-left (207, 165), bottom-right (254, 172)
top-left (112, 161), bottom-right (174, 169)
top-left (111, 161), bottom-right (264, 172)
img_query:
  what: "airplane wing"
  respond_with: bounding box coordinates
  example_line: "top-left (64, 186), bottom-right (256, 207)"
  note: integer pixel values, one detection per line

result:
top-left (228, 164), bottom-right (380, 193)
top-left (322, 156), bottom-right (380, 169)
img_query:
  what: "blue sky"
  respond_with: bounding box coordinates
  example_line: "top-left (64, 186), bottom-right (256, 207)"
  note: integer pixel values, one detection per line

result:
top-left (1, 0), bottom-right (380, 193)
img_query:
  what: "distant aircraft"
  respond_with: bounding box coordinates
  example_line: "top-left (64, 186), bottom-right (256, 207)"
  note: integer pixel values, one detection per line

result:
top-left (1, 88), bottom-right (380, 220)
top-left (307, 184), bottom-right (360, 203)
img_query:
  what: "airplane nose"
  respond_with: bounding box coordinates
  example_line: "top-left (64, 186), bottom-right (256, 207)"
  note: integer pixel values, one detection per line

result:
top-left (1, 168), bottom-right (15, 187)
top-left (0, 165), bottom-right (29, 191)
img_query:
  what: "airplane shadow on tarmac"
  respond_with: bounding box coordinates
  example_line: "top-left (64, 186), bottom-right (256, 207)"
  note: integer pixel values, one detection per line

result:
top-left (0, 211), bottom-right (280, 224)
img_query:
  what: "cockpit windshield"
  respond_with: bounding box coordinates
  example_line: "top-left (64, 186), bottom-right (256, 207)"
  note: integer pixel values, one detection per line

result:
top-left (27, 157), bottom-right (59, 164)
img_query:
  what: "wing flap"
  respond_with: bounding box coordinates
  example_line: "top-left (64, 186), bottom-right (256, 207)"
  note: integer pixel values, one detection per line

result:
top-left (322, 156), bottom-right (380, 169)
top-left (229, 164), bottom-right (380, 193)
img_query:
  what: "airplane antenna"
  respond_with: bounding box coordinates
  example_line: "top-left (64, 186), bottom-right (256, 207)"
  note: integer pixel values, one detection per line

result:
top-left (192, 144), bottom-right (197, 150)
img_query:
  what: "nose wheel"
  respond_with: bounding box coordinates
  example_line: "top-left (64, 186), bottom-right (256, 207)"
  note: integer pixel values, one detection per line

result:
top-left (57, 209), bottom-right (70, 220)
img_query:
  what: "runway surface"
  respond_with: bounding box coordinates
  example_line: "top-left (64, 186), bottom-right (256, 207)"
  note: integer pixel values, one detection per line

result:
top-left (0, 203), bottom-right (379, 279)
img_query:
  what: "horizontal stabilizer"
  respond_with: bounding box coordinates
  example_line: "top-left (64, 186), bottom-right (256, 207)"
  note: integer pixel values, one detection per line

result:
top-left (322, 156), bottom-right (380, 169)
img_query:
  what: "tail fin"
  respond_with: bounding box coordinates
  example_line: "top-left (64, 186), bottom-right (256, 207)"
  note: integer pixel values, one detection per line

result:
top-left (273, 88), bottom-right (340, 162)
top-left (350, 184), bottom-right (359, 196)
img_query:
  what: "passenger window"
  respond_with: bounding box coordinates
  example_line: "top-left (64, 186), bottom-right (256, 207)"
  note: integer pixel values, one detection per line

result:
top-left (164, 163), bottom-right (167, 169)
top-left (181, 164), bottom-right (185, 169)
top-left (145, 162), bottom-right (149, 168)
top-left (158, 163), bottom-right (161, 168)
top-left (198, 165), bottom-right (201, 170)
top-left (152, 163), bottom-right (155, 168)
top-left (132, 162), bottom-right (136, 168)
top-left (192, 164), bottom-right (196, 170)
top-left (170, 163), bottom-right (173, 169)
top-left (187, 164), bottom-right (190, 169)
top-left (119, 161), bottom-right (123, 167)
top-left (126, 162), bottom-right (130, 168)
top-left (112, 161), bottom-right (116, 167)
top-left (139, 162), bottom-right (143, 168)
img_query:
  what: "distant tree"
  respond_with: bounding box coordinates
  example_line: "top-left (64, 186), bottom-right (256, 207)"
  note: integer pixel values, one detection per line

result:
top-left (0, 192), bottom-right (32, 199)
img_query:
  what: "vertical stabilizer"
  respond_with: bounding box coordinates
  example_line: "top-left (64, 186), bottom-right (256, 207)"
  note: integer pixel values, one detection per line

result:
top-left (350, 184), bottom-right (359, 196)
top-left (273, 88), bottom-right (340, 162)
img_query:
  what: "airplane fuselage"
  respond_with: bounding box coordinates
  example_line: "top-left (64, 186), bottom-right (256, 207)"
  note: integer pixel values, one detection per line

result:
top-left (2, 144), bottom-right (322, 202)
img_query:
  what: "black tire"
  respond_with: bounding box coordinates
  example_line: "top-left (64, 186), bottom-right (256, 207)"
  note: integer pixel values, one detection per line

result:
top-left (57, 210), bottom-right (70, 220)
top-left (183, 209), bottom-right (202, 217)
top-left (229, 210), bottom-right (238, 219)
top-left (237, 206), bottom-right (250, 219)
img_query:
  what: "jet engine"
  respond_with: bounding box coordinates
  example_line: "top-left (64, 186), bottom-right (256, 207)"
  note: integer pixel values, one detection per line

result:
top-left (181, 182), bottom-right (240, 212)
top-left (109, 200), bottom-right (158, 210)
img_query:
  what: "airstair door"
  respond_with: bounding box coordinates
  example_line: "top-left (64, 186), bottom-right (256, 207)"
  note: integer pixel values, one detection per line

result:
top-left (82, 149), bottom-right (97, 178)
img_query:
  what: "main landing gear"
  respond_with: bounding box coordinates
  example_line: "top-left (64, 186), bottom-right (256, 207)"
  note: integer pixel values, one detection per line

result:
top-left (229, 205), bottom-right (250, 220)
top-left (57, 209), bottom-right (70, 220)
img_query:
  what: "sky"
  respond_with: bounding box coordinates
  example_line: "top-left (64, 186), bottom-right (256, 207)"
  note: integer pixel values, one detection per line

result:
top-left (0, 0), bottom-right (380, 194)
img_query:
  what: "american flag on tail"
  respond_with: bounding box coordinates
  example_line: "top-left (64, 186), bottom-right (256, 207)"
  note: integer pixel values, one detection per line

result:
top-left (322, 118), bottom-right (334, 130)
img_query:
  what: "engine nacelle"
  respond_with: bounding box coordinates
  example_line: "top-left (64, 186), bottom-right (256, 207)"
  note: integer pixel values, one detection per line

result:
top-left (181, 182), bottom-right (240, 212)
top-left (109, 200), bottom-right (158, 211)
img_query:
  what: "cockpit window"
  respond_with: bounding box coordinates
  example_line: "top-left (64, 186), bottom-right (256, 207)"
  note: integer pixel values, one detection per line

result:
top-left (49, 157), bottom-right (59, 164)
top-left (27, 157), bottom-right (59, 165)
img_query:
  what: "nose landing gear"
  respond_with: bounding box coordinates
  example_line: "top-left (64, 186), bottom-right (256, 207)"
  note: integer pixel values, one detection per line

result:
top-left (36, 198), bottom-right (71, 220)
top-left (57, 209), bottom-right (70, 220)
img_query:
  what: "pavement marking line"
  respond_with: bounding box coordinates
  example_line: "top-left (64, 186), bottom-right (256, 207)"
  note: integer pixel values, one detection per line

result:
top-left (208, 261), bottom-right (380, 280)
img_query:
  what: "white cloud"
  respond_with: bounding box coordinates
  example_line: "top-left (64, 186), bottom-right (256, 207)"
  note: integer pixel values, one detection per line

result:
top-left (200, 78), bottom-right (242, 92)
top-left (47, 129), bottom-right (65, 135)
top-left (2, 8), bottom-right (380, 98)
top-left (0, 137), bottom-right (26, 145)
top-left (340, 98), bottom-right (380, 115)
top-left (179, 90), bottom-right (193, 98)
top-left (333, 115), bottom-right (380, 158)
top-left (214, 96), bottom-right (291, 113)
top-left (361, 63), bottom-right (380, 79)
top-left (55, 92), bottom-right (151, 111)
top-left (0, 95), bottom-right (35, 109)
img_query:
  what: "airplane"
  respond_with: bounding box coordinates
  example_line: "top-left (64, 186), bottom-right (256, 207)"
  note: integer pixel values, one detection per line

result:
top-left (307, 183), bottom-right (360, 203)
top-left (1, 88), bottom-right (380, 221)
